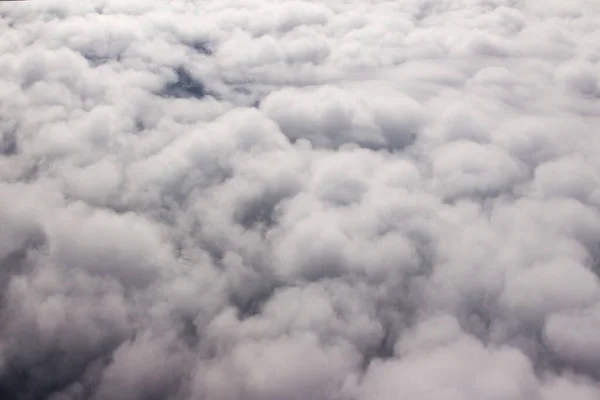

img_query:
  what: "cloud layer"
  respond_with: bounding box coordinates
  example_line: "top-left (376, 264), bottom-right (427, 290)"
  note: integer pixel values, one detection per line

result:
top-left (1, 0), bottom-right (600, 399)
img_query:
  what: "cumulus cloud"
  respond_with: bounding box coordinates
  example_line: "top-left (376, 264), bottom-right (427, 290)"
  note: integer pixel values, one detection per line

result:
top-left (1, 0), bottom-right (600, 399)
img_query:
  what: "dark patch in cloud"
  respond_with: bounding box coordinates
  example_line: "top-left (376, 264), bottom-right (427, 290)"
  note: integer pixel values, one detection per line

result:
top-left (185, 40), bottom-right (214, 56)
top-left (0, 131), bottom-right (17, 156)
top-left (230, 281), bottom-right (278, 320)
top-left (162, 67), bottom-right (209, 100)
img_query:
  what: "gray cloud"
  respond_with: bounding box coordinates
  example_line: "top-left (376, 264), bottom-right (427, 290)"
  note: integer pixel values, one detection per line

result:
top-left (1, 0), bottom-right (600, 399)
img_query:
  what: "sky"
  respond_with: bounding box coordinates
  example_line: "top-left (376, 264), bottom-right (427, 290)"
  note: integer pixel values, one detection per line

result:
top-left (0, 0), bottom-right (600, 399)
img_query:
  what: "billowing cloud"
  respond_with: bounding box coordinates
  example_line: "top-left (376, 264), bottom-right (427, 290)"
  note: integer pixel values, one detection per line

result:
top-left (1, 0), bottom-right (600, 399)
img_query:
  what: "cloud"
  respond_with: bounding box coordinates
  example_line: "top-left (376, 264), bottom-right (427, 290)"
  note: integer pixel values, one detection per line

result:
top-left (1, 0), bottom-right (600, 399)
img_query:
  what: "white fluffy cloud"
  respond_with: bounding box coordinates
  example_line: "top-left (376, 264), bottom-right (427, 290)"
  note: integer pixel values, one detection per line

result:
top-left (1, 0), bottom-right (600, 399)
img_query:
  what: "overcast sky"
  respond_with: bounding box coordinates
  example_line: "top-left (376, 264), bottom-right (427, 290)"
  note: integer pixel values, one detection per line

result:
top-left (1, 0), bottom-right (600, 399)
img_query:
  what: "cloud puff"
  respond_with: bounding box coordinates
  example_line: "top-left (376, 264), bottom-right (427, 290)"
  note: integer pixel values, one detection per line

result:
top-left (1, 0), bottom-right (600, 399)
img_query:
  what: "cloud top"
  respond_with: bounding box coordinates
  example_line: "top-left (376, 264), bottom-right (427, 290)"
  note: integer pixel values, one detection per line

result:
top-left (1, 0), bottom-right (600, 399)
